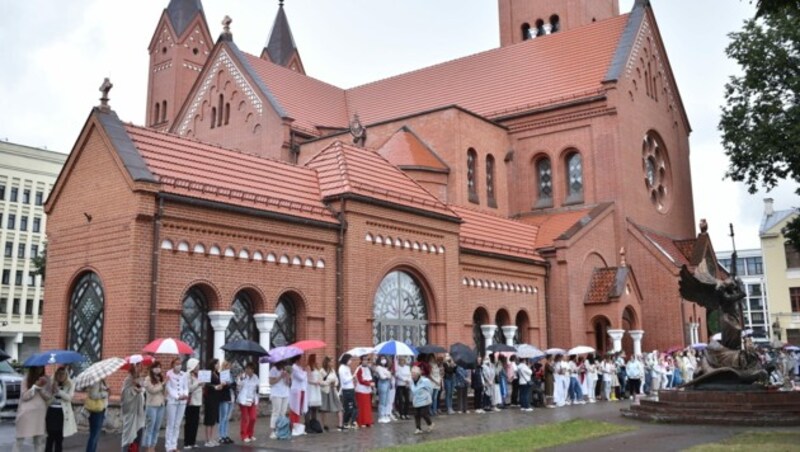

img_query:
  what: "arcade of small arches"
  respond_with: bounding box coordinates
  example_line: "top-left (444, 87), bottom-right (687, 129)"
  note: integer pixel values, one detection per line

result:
top-left (161, 238), bottom-right (326, 269)
top-left (462, 277), bottom-right (537, 295)
top-left (588, 306), bottom-right (646, 357)
top-left (521, 15), bottom-right (561, 41)
top-left (471, 308), bottom-right (533, 356)
top-left (364, 233), bottom-right (445, 255)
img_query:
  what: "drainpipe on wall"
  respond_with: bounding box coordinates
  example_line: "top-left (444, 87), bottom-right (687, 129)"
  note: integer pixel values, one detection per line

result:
top-left (335, 199), bottom-right (348, 358)
top-left (544, 260), bottom-right (553, 347)
top-left (149, 195), bottom-right (164, 342)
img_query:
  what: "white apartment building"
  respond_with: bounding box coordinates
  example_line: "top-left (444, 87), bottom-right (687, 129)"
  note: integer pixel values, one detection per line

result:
top-left (0, 141), bottom-right (66, 362)
top-left (716, 248), bottom-right (771, 344)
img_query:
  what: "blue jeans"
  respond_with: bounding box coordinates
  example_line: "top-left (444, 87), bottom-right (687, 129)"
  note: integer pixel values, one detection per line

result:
top-left (568, 377), bottom-right (583, 401)
top-left (519, 383), bottom-right (532, 409)
top-left (444, 378), bottom-right (454, 412)
top-left (142, 405), bottom-right (165, 448)
top-left (644, 371), bottom-right (652, 394)
top-left (430, 388), bottom-right (440, 415)
top-left (499, 374), bottom-right (508, 404)
top-left (377, 379), bottom-right (391, 418)
top-left (86, 410), bottom-right (105, 452)
top-left (218, 401), bottom-right (233, 438)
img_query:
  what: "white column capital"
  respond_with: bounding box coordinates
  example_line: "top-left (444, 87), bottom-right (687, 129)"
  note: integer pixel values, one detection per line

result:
top-left (208, 310), bottom-right (235, 332)
top-left (254, 313), bottom-right (278, 395)
top-left (501, 326), bottom-right (518, 346)
top-left (629, 330), bottom-right (644, 356)
top-left (608, 329), bottom-right (625, 352)
top-left (481, 324), bottom-right (498, 348)
top-left (254, 313), bottom-right (278, 333)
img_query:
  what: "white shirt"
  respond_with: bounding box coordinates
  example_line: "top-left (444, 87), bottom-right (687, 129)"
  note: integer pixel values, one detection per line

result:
top-left (269, 366), bottom-right (290, 398)
top-left (395, 364), bottom-right (411, 387)
top-left (165, 369), bottom-right (188, 403)
top-left (338, 364), bottom-right (354, 390)
top-left (237, 374), bottom-right (260, 406)
top-left (517, 362), bottom-right (533, 384)
top-left (354, 365), bottom-right (373, 394)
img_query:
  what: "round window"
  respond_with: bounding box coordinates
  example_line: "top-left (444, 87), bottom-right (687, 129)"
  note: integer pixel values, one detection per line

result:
top-left (641, 132), bottom-right (672, 213)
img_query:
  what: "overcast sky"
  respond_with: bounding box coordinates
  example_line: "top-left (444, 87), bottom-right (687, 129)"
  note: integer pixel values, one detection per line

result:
top-left (0, 0), bottom-right (796, 250)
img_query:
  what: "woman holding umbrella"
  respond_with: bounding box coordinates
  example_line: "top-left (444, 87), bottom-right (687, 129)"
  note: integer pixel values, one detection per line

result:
top-left (45, 366), bottom-right (77, 452)
top-left (14, 366), bottom-right (50, 452)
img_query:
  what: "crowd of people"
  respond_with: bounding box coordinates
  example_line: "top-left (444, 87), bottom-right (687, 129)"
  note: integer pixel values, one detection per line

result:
top-left (11, 345), bottom-right (800, 451)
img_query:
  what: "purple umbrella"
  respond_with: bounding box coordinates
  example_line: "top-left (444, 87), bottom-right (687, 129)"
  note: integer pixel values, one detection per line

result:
top-left (259, 346), bottom-right (302, 364)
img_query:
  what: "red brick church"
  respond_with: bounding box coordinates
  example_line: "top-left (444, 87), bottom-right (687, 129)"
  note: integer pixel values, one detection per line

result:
top-left (42, 0), bottom-right (715, 390)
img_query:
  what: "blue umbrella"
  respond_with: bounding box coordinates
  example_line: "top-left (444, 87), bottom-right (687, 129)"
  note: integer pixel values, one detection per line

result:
top-left (259, 346), bottom-right (303, 364)
top-left (23, 350), bottom-right (86, 367)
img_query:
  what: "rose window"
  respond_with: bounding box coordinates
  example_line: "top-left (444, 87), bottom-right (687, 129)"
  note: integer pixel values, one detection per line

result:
top-left (642, 132), bottom-right (671, 212)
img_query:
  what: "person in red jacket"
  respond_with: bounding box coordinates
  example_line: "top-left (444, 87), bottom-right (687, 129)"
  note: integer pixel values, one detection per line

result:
top-left (354, 356), bottom-right (375, 427)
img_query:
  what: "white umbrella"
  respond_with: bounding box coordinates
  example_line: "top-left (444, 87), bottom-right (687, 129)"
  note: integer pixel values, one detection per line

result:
top-left (74, 357), bottom-right (125, 390)
top-left (344, 347), bottom-right (375, 358)
top-left (567, 345), bottom-right (595, 356)
top-left (515, 344), bottom-right (545, 359)
top-left (545, 347), bottom-right (566, 355)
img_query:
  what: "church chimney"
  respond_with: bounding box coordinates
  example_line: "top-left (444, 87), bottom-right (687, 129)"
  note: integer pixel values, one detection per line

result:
top-left (764, 198), bottom-right (774, 217)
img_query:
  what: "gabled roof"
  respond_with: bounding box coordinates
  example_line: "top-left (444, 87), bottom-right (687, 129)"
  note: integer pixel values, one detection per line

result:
top-left (585, 266), bottom-right (637, 304)
top-left (517, 203), bottom-right (612, 249)
top-left (377, 126), bottom-right (449, 173)
top-left (263, 3), bottom-right (301, 68)
top-left (632, 222), bottom-right (696, 268)
top-left (450, 205), bottom-right (543, 262)
top-left (760, 209), bottom-right (798, 236)
top-left (166, 0), bottom-right (204, 38)
top-left (122, 122), bottom-right (338, 225)
top-left (304, 141), bottom-right (457, 220)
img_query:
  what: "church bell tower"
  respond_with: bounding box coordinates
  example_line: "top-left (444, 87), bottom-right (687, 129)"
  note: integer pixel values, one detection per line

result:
top-left (498, 0), bottom-right (620, 47)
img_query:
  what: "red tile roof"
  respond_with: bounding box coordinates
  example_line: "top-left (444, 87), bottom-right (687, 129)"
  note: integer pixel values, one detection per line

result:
top-left (124, 124), bottom-right (338, 224)
top-left (634, 224), bottom-right (695, 268)
top-left (239, 14), bottom-right (629, 135)
top-left (586, 267), bottom-right (619, 304)
top-left (304, 141), bottom-right (456, 218)
top-left (377, 127), bottom-right (449, 172)
top-left (518, 207), bottom-right (595, 248)
top-left (450, 205), bottom-right (543, 262)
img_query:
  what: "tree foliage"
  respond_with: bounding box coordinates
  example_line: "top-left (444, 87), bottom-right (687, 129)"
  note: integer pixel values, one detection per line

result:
top-left (720, 5), bottom-right (800, 249)
top-left (31, 241), bottom-right (46, 280)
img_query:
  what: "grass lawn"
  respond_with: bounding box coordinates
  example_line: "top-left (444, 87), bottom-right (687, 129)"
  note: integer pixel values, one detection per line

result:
top-left (687, 432), bottom-right (800, 452)
top-left (381, 419), bottom-right (635, 452)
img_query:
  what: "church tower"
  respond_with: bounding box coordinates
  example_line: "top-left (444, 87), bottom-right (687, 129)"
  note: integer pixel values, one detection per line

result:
top-left (498, 0), bottom-right (620, 47)
top-left (146, 0), bottom-right (213, 130)
top-left (261, 1), bottom-right (305, 74)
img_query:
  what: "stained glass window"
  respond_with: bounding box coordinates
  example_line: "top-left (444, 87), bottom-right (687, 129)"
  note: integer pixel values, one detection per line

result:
top-left (536, 158), bottom-right (553, 207)
top-left (271, 295), bottom-right (296, 348)
top-left (486, 154), bottom-right (496, 207)
top-left (68, 273), bottom-right (104, 373)
top-left (181, 287), bottom-right (211, 366)
top-left (373, 271), bottom-right (428, 345)
top-left (566, 152), bottom-right (583, 201)
top-left (226, 292), bottom-right (258, 371)
top-left (467, 148), bottom-right (478, 203)
top-left (642, 132), bottom-right (671, 212)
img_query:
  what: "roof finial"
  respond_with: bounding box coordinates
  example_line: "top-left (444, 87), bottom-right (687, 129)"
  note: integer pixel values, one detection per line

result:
top-left (98, 77), bottom-right (113, 112)
top-left (699, 219), bottom-right (708, 234)
top-left (619, 247), bottom-right (627, 267)
top-left (219, 15), bottom-right (233, 42)
top-left (279, 0), bottom-right (284, 7)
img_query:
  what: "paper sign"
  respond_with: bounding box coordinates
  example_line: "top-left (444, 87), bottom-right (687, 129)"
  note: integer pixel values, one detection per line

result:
top-left (220, 369), bottom-right (232, 383)
top-left (198, 370), bottom-right (212, 383)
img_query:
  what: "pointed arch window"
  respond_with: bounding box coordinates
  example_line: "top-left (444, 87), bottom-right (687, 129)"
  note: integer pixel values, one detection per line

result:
top-left (224, 102), bottom-right (230, 125)
top-left (373, 271), bottom-right (428, 345)
top-left (467, 148), bottom-right (479, 204)
top-left (161, 100), bottom-right (167, 123)
top-left (181, 287), bottom-right (211, 366)
top-left (271, 294), bottom-right (296, 348)
top-left (565, 151), bottom-right (584, 204)
top-left (67, 272), bottom-right (104, 373)
top-left (211, 107), bottom-right (217, 129)
top-left (153, 103), bottom-right (160, 126)
top-left (535, 19), bottom-right (546, 37)
top-left (535, 157), bottom-right (553, 208)
top-left (226, 291), bottom-right (258, 371)
top-left (486, 154), bottom-right (497, 208)
top-left (218, 94), bottom-right (224, 127)
top-left (521, 23), bottom-right (531, 41)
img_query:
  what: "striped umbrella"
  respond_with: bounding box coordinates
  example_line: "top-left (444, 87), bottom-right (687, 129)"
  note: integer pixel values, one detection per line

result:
top-left (74, 357), bottom-right (125, 390)
top-left (142, 338), bottom-right (193, 355)
top-left (374, 340), bottom-right (417, 356)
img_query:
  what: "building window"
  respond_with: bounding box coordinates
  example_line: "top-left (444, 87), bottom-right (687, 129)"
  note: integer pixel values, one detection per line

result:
top-left (373, 270), bottom-right (428, 345)
top-left (791, 287), bottom-right (800, 313)
top-left (7, 213), bottom-right (15, 229)
top-left (35, 191), bottom-right (43, 206)
top-left (25, 299), bottom-right (33, 316)
top-left (17, 243), bottom-right (25, 259)
top-left (226, 291), bottom-right (258, 371)
top-left (12, 298), bottom-right (20, 315)
top-left (4, 242), bottom-right (12, 257)
top-left (565, 151), bottom-right (584, 203)
top-left (161, 100), bottom-right (167, 123)
top-left (38, 299), bottom-right (42, 317)
top-left (486, 154), bottom-right (497, 208)
top-left (642, 132), bottom-right (672, 212)
top-left (0, 299), bottom-right (6, 314)
top-left (10, 187), bottom-right (17, 202)
top-left (535, 157), bottom-right (553, 208)
top-left (181, 287), bottom-right (212, 366)
top-left (535, 19), bottom-right (545, 37)
top-left (154, 103), bottom-right (160, 125)
top-left (32, 217), bottom-right (41, 233)
top-left (31, 244), bottom-right (39, 259)
top-left (27, 272), bottom-right (35, 286)
top-left (550, 14), bottom-right (561, 33)
top-left (68, 272), bottom-right (105, 371)
top-left (210, 107), bottom-right (217, 129)
top-left (1, 270), bottom-right (9, 285)
top-left (0, 185), bottom-right (5, 200)
top-left (20, 216), bottom-right (27, 231)
top-left (22, 189), bottom-right (30, 204)
top-left (745, 257), bottom-right (763, 275)
top-left (271, 294), bottom-right (296, 348)
top-left (521, 22), bottom-right (531, 41)
top-left (15, 271), bottom-right (22, 285)
top-left (785, 243), bottom-right (800, 269)
top-left (224, 102), bottom-right (230, 125)
top-left (467, 148), bottom-right (478, 204)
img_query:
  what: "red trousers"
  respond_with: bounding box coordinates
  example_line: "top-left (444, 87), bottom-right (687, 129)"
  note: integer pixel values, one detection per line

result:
top-left (289, 391), bottom-right (305, 425)
top-left (239, 404), bottom-right (257, 439)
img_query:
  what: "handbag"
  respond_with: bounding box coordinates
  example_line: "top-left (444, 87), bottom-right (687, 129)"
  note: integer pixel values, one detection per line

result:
top-left (84, 396), bottom-right (105, 413)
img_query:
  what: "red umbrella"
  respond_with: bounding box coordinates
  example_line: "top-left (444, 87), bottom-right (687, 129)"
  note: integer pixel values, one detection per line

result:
top-left (290, 340), bottom-right (326, 351)
top-left (143, 338), bottom-right (193, 355)
top-left (121, 354), bottom-right (154, 371)
top-left (665, 345), bottom-right (684, 355)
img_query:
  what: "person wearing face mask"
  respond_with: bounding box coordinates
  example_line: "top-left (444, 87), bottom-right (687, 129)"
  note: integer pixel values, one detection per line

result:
top-left (120, 363), bottom-right (146, 452)
top-left (375, 356), bottom-right (393, 423)
top-left (164, 358), bottom-right (189, 452)
top-left (142, 361), bottom-right (166, 452)
top-left (354, 355), bottom-right (375, 427)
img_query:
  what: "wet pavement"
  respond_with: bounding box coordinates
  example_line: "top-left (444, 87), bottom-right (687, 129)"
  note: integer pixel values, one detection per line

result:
top-left (2, 399), bottom-right (795, 451)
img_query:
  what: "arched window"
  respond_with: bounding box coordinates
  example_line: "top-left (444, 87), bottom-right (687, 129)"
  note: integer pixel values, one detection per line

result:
top-left (226, 291), bottom-right (258, 370)
top-left (181, 287), bottom-right (211, 366)
top-left (224, 102), bottom-right (230, 125)
top-left (210, 107), bottom-right (217, 129)
top-left (514, 311), bottom-right (530, 345)
top-left (521, 23), bottom-right (531, 41)
top-left (153, 103), bottom-right (160, 125)
top-left (271, 294), bottom-right (296, 348)
top-left (494, 310), bottom-right (510, 345)
top-left (218, 94), bottom-right (224, 127)
top-left (473, 308), bottom-right (489, 356)
top-left (67, 272), bottom-right (105, 372)
top-left (161, 100), bottom-right (167, 123)
top-left (467, 148), bottom-right (478, 204)
top-left (535, 157), bottom-right (553, 208)
top-left (535, 19), bottom-right (545, 37)
top-left (373, 271), bottom-right (428, 345)
top-left (550, 14), bottom-right (561, 33)
top-left (565, 151), bottom-right (584, 203)
top-left (486, 154), bottom-right (497, 208)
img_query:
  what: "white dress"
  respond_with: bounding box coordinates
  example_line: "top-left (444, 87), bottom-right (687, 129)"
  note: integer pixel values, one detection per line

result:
top-left (308, 368), bottom-right (322, 408)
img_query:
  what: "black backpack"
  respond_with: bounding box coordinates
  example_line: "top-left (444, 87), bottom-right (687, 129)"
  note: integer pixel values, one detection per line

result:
top-left (306, 418), bottom-right (324, 434)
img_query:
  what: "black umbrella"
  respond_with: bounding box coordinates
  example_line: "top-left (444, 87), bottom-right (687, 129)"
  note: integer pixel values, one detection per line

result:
top-left (417, 344), bottom-right (447, 354)
top-left (0, 349), bottom-right (10, 362)
top-left (449, 343), bottom-right (477, 369)
top-left (487, 343), bottom-right (516, 353)
top-left (221, 340), bottom-right (269, 356)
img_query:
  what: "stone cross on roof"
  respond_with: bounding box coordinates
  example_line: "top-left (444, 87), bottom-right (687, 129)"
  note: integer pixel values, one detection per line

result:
top-left (98, 78), bottom-right (113, 112)
top-left (222, 15), bottom-right (232, 34)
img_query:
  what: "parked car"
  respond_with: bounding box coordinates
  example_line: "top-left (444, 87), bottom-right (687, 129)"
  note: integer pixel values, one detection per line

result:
top-left (0, 360), bottom-right (23, 418)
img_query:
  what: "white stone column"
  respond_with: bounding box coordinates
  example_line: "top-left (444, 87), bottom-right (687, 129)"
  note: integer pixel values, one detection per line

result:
top-left (254, 313), bottom-right (278, 395)
top-left (481, 324), bottom-right (498, 352)
top-left (5, 333), bottom-right (23, 362)
top-left (208, 311), bottom-right (234, 362)
top-left (629, 330), bottom-right (644, 356)
top-left (608, 329), bottom-right (625, 353)
top-left (501, 326), bottom-right (518, 346)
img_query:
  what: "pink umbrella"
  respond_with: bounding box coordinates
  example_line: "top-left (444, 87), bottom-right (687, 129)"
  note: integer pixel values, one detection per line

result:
top-left (143, 338), bottom-right (193, 355)
top-left (291, 340), bottom-right (326, 351)
top-left (121, 354), bottom-right (154, 371)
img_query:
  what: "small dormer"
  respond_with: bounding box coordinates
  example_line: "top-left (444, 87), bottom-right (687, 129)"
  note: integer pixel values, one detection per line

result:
top-left (499, 0), bottom-right (620, 46)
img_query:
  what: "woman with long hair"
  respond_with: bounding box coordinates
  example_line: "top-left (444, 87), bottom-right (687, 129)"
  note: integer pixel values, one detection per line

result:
top-left (183, 358), bottom-right (202, 450)
top-left (15, 366), bottom-right (50, 452)
top-left (45, 366), bottom-right (76, 452)
top-left (164, 358), bottom-right (188, 452)
top-left (202, 359), bottom-right (222, 447)
top-left (237, 362), bottom-right (259, 443)
top-left (84, 376), bottom-right (108, 452)
top-left (120, 363), bottom-right (146, 451)
top-left (320, 356), bottom-right (343, 431)
top-left (217, 361), bottom-right (235, 445)
top-left (307, 354), bottom-right (322, 422)
top-left (337, 354), bottom-right (357, 429)
top-left (142, 361), bottom-right (166, 452)
top-left (354, 355), bottom-right (374, 427)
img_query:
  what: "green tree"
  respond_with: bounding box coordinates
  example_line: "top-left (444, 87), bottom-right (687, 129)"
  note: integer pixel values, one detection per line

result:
top-left (720, 4), bottom-right (800, 249)
top-left (31, 241), bottom-right (46, 280)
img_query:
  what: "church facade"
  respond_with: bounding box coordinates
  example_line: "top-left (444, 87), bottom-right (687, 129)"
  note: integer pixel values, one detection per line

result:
top-left (42, 0), bottom-right (715, 389)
